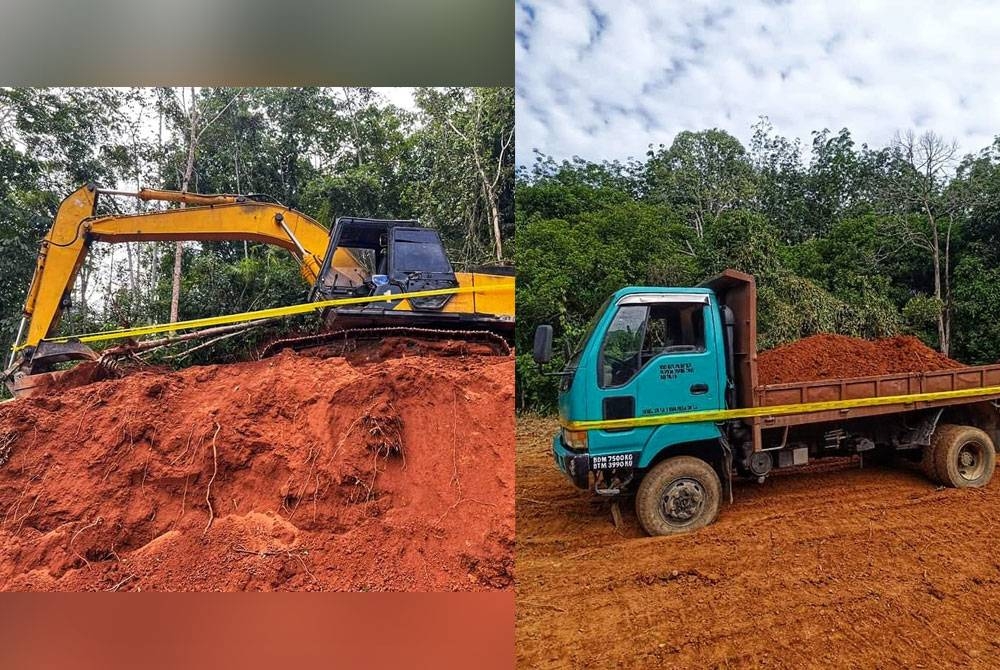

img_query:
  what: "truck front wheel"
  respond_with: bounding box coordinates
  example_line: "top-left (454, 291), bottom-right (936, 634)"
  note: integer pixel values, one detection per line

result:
top-left (635, 455), bottom-right (721, 536)
top-left (928, 424), bottom-right (996, 488)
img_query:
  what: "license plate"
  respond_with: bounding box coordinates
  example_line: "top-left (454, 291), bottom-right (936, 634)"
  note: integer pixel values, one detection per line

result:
top-left (590, 453), bottom-right (635, 470)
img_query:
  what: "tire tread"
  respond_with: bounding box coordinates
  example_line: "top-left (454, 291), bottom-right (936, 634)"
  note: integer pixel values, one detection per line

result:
top-left (931, 423), bottom-right (996, 488)
top-left (635, 455), bottom-right (721, 536)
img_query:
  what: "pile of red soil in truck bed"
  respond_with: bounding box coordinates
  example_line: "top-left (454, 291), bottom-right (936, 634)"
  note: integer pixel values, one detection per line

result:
top-left (0, 343), bottom-right (513, 591)
top-left (758, 333), bottom-right (963, 385)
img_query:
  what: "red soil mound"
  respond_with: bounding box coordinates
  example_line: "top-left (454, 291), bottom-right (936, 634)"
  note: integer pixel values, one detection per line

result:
top-left (758, 334), bottom-right (963, 385)
top-left (0, 347), bottom-right (513, 591)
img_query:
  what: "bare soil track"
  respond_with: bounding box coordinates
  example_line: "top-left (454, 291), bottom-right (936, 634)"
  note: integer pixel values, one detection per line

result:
top-left (0, 340), bottom-right (514, 591)
top-left (517, 415), bottom-right (1000, 669)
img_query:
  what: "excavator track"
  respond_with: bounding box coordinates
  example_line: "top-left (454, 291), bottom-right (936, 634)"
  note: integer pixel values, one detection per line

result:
top-left (256, 326), bottom-right (512, 360)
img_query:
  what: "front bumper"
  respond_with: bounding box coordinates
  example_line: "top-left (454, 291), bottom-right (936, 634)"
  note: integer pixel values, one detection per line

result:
top-left (551, 434), bottom-right (591, 489)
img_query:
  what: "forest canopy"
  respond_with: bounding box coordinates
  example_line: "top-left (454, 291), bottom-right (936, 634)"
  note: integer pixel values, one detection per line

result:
top-left (0, 86), bottom-right (514, 365)
top-left (516, 120), bottom-right (1000, 411)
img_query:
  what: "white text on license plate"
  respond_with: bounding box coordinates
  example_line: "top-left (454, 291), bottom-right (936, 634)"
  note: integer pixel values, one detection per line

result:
top-left (591, 453), bottom-right (635, 470)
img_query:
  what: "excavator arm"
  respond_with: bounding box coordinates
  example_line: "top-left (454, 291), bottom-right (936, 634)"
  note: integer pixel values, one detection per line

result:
top-left (14, 184), bottom-right (356, 365)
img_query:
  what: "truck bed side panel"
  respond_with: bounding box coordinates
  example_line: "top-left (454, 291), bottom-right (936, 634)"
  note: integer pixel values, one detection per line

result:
top-left (752, 364), bottom-right (1000, 429)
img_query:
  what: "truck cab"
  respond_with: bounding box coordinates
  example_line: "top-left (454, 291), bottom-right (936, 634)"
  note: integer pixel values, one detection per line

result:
top-left (313, 217), bottom-right (460, 310)
top-left (536, 278), bottom-right (739, 535)
top-left (311, 216), bottom-right (515, 334)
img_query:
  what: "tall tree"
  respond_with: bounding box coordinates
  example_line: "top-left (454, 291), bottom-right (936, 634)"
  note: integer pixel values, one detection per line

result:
top-left (412, 87), bottom-right (515, 263)
top-left (885, 130), bottom-right (961, 354)
top-left (170, 87), bottom-right (197, 324)
top-left (163, 87), bottom-right (244, 323)
top-left (646, 129), bottom-right (756, 238)
top-left (749, 117), bottom-right (809, 242)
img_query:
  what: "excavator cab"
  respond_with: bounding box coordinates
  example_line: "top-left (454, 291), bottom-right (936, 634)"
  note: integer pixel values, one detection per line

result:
top-left (312, 217), bottom-right (462, 327)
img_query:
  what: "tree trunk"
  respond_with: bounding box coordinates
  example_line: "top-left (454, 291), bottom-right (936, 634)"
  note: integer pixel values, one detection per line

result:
top-left (79, 260), bottom-right (89, 319)
top-left (170, 87), bottom-right (198, 324)
top-left (150, 245), bottom-right (159, 308)
top-left (130, 97), bottom-right (143, 300)
top-left (470, 156), bottom-right (502, 261)
top-left (152, 90), bottom-right (162, 307)
top-left (126, 243), bottom-right (136, 296)
top-left (106, 246), bottom-right (115, 311)
top-left (944, 215), bottom-right (953, 356)
top-left (488, 197), bottom-right (503, 263)
top-left (170, 242), bottom-right (184, 323)
top-left (924, 205), bottom-right (947, 355)
top-left (445, 104), bottom-right (507, 263)
top-left (475, 176), bottom-right (502, 262)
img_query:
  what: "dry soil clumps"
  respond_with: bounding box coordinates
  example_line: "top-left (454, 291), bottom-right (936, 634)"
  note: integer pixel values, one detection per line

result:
top-left (0, 341), bottom-right (513, 591)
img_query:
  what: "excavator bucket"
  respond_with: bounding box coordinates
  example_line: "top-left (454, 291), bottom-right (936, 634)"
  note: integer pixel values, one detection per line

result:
top-left (5, 340), bottom-right (100, 398)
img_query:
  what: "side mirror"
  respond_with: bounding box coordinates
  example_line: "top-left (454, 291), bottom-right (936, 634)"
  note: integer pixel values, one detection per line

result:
top-left (533, 324), bottom-right (553, 364)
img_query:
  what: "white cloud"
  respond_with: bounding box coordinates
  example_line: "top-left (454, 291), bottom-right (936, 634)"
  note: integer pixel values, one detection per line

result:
top-left (516, 0), bottom-right (1000, 164)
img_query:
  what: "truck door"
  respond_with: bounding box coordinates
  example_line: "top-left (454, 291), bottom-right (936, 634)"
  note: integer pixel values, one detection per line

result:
top-left (593, 294), bottom-right (722, 454)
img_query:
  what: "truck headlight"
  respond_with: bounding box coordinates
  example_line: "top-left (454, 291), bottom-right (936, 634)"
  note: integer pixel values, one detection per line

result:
top-left (561, 428), bottom-right (589, 452)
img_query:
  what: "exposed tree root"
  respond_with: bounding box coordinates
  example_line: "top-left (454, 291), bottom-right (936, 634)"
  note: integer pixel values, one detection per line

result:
top-left (203, 421), bottom-right (221, 533)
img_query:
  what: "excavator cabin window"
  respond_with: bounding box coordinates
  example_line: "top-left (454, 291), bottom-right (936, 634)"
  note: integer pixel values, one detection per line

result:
top-left (315, 218), bottom-right (456, 301)
top-left (390, 228), bottom-right (453, 275)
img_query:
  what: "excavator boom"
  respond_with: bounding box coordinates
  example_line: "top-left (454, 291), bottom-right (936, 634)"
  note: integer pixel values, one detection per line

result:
top-left (18, 184), bottom-right (339, 353)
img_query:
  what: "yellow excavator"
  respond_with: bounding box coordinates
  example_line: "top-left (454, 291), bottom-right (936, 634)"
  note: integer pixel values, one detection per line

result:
top-left (5, 184), bottom-right (515, 396)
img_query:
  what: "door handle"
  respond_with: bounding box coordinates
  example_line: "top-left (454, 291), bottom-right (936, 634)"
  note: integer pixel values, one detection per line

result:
top-left (690, 383), bottom-right (709, 395)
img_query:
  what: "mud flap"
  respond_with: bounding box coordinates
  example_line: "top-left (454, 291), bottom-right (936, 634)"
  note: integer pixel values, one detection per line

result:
top-left (720, 436), bottom-right (734, 504)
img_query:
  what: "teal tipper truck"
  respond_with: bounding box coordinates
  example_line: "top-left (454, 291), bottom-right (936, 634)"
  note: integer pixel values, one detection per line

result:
top-left (532, 270), bottom-right (1000, 536)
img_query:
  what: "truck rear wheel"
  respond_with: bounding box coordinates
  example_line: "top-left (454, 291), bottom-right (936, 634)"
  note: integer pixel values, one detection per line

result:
top-left (635, 456), bottom-right (721, 536)
top-left (930, 424), bottom-right (996, 488)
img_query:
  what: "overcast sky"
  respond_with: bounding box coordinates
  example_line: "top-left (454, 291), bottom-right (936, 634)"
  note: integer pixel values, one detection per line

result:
top-left (516, 0), bottom-right (1000, 165)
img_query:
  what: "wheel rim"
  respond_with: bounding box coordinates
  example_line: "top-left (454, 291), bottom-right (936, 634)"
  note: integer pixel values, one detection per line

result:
top-left (956, 440), bottom-right (988, 481)
top-left (659, 477), bottom-right (705, 527)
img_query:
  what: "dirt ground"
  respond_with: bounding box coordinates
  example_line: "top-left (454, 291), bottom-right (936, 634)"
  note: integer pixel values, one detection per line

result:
top-left (516, 415), bottom-right (1000, 669)
top-left (0, 341), bottom-right (514, 591)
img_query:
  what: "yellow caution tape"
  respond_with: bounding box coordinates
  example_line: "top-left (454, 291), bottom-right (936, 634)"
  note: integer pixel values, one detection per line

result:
top-left (563, 383), bottom-right (1000, 432)
top-left (19, 283), bottom-right (514, 351)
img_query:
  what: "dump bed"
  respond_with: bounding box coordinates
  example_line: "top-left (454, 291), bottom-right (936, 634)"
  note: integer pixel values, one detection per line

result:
top-left (700, 270), bottom-right (1000, 449)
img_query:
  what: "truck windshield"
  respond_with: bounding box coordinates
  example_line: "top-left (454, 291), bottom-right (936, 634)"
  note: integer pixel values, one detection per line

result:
top-left (566, 296), bottom-right (612, 368)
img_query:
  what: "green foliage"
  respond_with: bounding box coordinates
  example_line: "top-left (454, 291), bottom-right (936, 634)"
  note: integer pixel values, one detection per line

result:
top-left (951, 254), bottom-right (1000, 364)
top-left (902, 294), bottom-right (943, 343)
top-left (646, 129), bottom-right (756, 234)
top-left (700, 210), bottom-right (784, 279)
top-left (405, 87), bottom-right (515, 265)
top-left (758, 275), bottom-right (900, 350)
